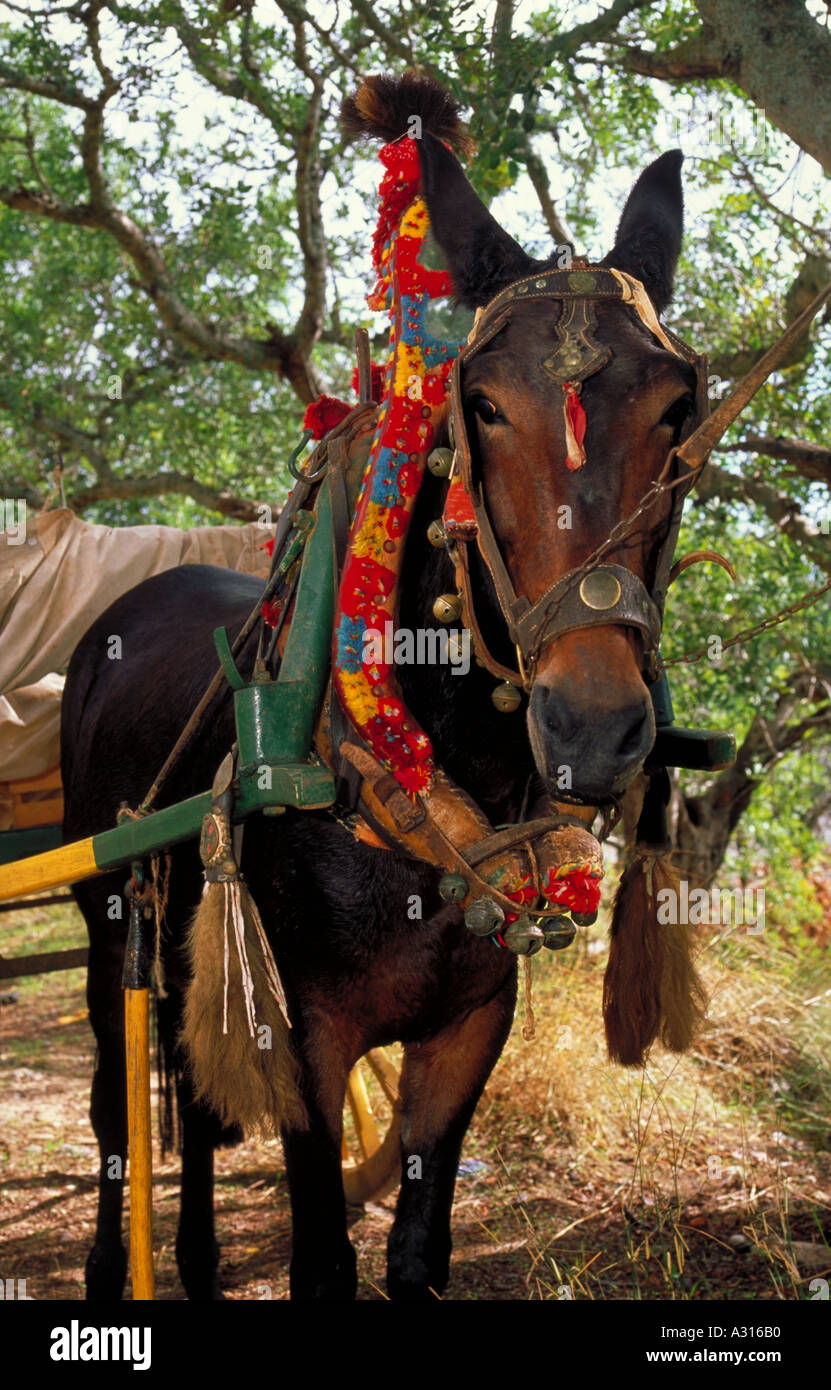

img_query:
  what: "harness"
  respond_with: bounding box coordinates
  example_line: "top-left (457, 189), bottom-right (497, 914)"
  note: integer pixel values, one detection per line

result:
top-left (123, 145), bottom-right (830, 962)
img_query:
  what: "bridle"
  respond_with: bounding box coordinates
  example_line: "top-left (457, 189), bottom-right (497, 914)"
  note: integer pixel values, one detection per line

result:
top-left (439, 262), bottom-right (712, 692)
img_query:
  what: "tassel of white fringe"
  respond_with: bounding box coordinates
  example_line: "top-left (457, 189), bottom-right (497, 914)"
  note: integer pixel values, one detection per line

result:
top-left (204, 879), bottom-right (291, 1037)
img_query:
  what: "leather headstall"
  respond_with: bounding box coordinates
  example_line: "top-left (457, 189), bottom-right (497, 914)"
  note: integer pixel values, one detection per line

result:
top-left (441, 263), bottom-right (711, 690)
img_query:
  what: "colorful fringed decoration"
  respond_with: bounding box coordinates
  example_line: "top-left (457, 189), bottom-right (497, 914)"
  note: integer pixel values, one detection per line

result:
top-left (332, 138), bottom-right (468, 797)
top-left (328, 136), bottom-right (606, 940)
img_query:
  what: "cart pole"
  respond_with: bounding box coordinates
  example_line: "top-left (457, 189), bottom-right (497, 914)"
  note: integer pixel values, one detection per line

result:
top-left (123, 862), bottom-right (154, 1300)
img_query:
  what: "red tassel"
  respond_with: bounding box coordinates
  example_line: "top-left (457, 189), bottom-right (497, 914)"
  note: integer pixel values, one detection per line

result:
top-left (563, 382), bottom-right (587, 470)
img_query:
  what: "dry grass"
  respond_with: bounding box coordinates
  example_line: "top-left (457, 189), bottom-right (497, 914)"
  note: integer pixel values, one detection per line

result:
top-left (466, 919), bottom-right (831, 1299)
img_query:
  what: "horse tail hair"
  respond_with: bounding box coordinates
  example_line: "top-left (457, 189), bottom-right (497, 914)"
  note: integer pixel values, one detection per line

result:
top-left (181, 883), bottom-right (308, 1135)
top-left (341, 70), bottom-right (474, 156)
top-left (602, 853), bottom-right (707, 1067)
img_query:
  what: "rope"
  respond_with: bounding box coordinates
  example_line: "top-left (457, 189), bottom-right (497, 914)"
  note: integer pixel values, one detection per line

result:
top-left (521, 955), bottom-right (536, 1042)
top-left (149, 852), bottom-right (171, 999)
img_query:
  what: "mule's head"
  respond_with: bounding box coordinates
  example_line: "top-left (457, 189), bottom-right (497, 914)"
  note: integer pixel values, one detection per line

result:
top-left (419, 136), bottom-right (697, 806)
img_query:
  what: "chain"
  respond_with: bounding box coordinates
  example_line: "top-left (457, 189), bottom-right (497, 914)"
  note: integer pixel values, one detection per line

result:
top-left (660, 575), bottom-right (831, 668)
top-left (529, 444), bottom-right (830, 673)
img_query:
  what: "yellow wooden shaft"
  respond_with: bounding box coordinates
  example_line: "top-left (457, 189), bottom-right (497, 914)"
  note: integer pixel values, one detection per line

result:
top-left (346, 1063), bottom-right (380, 1161)
top-left (124, 987), bottom-right (155, 1301)
top-left (0, 837), bottom-right (100, 902)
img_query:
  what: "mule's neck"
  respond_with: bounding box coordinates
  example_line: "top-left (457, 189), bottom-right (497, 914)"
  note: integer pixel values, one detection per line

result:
top-left (397, 472), bottom-right (538, 823)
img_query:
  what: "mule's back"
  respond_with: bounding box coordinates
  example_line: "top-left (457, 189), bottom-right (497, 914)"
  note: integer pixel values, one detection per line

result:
top-left (61, 563), bottom-right (260, 843)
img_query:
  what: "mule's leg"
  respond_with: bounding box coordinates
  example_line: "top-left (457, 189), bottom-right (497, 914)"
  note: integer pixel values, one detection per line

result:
top-left (387, 972), bottom-right (517, 1300)
top-left (174, 1072), bottom-right (225, 1301)
top-left (84, 925), bottom-right (129, 1300)
top-left (282, 1019), bottom-right (355, 1301)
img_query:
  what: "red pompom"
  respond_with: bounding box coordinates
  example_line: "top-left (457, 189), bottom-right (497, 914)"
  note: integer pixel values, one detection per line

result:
top-left (303, 395), bottom-right (351, 440)
top-left (544, 869), bottom-right (602, 916)
top-left (350, 360), bottom-right (388, 403)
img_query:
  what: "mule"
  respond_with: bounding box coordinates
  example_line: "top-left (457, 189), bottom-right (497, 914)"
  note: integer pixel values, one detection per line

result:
top-left (62, 73), bottom-right (697, 1300)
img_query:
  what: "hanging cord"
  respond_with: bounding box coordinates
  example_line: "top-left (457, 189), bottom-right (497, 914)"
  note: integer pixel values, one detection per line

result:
top-left (149, 852), bottom-right (171, 999)
top-left (522, 956), bottom-right (536, 1042)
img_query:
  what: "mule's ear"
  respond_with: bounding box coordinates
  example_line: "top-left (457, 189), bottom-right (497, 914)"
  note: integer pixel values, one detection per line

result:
top-left (419, 132), bottom-right (534, 308)
top-left (601, 150), bottom-right (684, 316)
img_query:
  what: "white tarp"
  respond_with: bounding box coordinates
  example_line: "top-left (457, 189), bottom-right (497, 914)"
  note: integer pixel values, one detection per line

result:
top-left (0, 507), bottom-right (275, 789)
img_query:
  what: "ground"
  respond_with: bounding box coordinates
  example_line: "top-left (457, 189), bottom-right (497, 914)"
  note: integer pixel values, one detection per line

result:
top-left (1, 895), bottom-right (830, 1301)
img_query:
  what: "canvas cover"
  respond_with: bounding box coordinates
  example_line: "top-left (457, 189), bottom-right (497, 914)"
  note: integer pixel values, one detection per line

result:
top-left (0, 508), bottom-right (274, 811)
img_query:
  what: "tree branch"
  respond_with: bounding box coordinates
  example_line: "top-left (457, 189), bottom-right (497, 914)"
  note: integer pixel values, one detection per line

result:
top-left (612, 27), bottom-right (730, 80)
top-left (63, 470), bottom-right (266, 520)
top-left (717, 435), bottom-right (831, 489)
top-left (349, 0), bottom-right (415, 67)
top-left (709, 253), bottom-right (831, 380)
top-left (548, 0), bottom-right (655, 61)
top-left (673, 670), bottom-right (831, 882)
top-left (521, 140), bottom-right (572, 245)
top-left (694, 462), bottom-right (831, 575)
top-left (289, 18), bottom-right (328, 360)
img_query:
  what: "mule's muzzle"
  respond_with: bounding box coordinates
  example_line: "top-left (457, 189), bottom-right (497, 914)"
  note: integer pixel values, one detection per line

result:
top-left (529, 681), bottom-right (655, 803)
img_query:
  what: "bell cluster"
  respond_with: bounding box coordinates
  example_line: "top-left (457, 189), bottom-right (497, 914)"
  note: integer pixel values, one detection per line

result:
top-left (426, 443), bottom-right (523, 716)
top-left (436, 870), bottom-right (596, 955)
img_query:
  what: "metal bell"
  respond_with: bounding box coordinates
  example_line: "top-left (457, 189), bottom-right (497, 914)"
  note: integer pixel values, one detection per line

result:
top-left (572, 909), bottom-right (598, 926)
top-left (543, 918), bottom-right (577, 951)
top-left (433, 593), bottom-right (462, 623)
top-left (464, 897), bottom-right (505, 937)
top-left (491, 681), bottom-right (521, 713)
top-left (427, 447), bottom-right (454, 478)
top-left (502, 916), bottom-right (545, 956)
top-left (438, 872), bottom-right (468, 903)
top-left (427, 520), bottom-right (448, 548)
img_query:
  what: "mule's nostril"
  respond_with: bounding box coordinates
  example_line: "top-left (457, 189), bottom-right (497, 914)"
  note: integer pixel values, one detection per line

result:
top-left (544, 691), bottom-right (577, 744)
top-left (615, 706), bottom-right (650, 760)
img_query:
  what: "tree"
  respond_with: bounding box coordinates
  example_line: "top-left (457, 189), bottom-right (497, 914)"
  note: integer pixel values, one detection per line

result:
top-left (0, 0), bottom-right (829, 899)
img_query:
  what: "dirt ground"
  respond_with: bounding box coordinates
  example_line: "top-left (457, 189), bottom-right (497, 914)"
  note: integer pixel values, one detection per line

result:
top-left (2, 898), bottom-right (830, 1302)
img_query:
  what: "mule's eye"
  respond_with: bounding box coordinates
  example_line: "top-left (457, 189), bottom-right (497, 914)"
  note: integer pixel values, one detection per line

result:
top-left (471, 396), bottom-right (499, 424)
top-left (659, 394), bottom-right (694, 434)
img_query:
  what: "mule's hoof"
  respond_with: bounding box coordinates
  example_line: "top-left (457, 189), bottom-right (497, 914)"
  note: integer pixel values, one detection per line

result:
top-left (387, 1267), bottom-right (448, 1301)
top-left (85, 1242), bottom-right (128, 1300)
top-left (289, 1243), bottom-right (357, 1301)
top-left (177, 1238), bottom-right (222, 1301)
top-left (185, 1279), bottom-right (225, 1301)
top-left (387, 1239), bottom-right (449, 1301)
